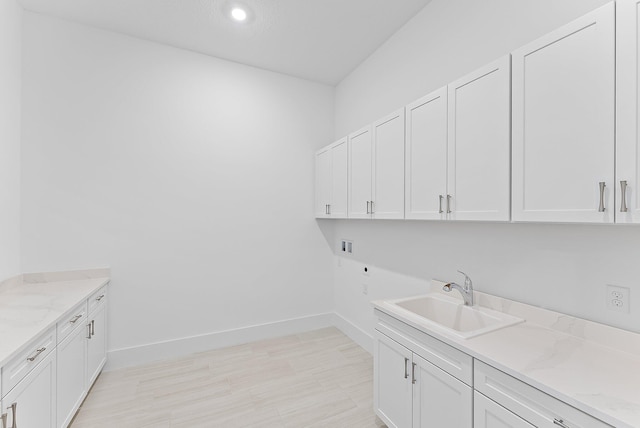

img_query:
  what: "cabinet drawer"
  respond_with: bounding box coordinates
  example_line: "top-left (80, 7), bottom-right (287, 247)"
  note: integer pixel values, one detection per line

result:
top-left (375, 309), bottom-right (473, 385)
top-left (1, 326), bottom-right (56, 398)
top-left (474, 360), bottom-right (612, 428)
top-left (88, 285), bottom-right (108, 314)
top-left (57, 301), bottom-right (87, 344)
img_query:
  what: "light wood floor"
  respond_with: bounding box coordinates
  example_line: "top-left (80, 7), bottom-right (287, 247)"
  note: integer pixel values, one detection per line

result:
top-left (70, 327), bottom-right (387, 427)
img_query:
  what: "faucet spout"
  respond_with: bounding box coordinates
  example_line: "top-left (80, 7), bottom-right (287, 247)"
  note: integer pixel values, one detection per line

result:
top-left (442, 271), bottom-right (474, 306)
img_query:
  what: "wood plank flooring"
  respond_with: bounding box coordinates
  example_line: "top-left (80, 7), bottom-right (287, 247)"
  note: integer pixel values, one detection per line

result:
top-left (70, 327), bottom-right (387, 427)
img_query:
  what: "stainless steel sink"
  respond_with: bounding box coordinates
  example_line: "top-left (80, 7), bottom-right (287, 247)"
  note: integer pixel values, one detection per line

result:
top-left (388, 294), bottom-right (524, 339)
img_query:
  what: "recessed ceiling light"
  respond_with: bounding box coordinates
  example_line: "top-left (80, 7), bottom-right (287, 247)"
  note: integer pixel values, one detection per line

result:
top-left (231, 7), bottom-right (247, 22)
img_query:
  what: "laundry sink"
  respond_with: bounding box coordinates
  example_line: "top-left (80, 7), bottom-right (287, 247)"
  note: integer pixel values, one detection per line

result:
top-left (387, 294), bottom-right (524, 339)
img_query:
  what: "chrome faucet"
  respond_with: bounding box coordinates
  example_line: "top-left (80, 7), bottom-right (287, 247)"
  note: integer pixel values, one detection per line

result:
top-left (442, 270), bottom-right (474, 306)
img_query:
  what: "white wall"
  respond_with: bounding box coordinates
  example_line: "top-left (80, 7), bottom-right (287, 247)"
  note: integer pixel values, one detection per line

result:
top-left (0, 0), bottom-right (22, 281)
top-left (332, 0), bottom-right (640, 347)
top-left (21, 12), bottom-right (336, 365)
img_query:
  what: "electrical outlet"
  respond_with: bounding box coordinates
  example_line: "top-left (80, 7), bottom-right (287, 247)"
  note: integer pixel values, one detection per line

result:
top-left (606, 285), bottom-right (630, 313)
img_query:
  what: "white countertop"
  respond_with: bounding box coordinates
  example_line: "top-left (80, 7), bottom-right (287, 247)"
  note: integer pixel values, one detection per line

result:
top-left (0, 271), bottom-right (109, 368)
top-left (373, 285), bottom-right (640, 428)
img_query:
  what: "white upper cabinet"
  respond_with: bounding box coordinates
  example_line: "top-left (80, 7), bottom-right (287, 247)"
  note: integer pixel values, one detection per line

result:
top-left (447, 56), bottom-right (511, 221)
top-left (314, 146), bottom-right (332, 218)
top-left (372, 109), bottom-right (406, 219)
top-left (616, 0), bottom-right (640, 223)
top-left (314, 138), bottom-right (348, 219)
top-left (330, 139), bottom-right (348, 218)
top-left (348, 126), bottom-right (373, 218)
top-left (512, 2), bottom-right (615, 223)
top-left (405, 87), bottom-right (448, 220)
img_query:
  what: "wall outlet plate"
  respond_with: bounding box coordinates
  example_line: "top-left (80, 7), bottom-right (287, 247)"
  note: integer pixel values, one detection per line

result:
top-left (606, 285), bottom-right (630, 314)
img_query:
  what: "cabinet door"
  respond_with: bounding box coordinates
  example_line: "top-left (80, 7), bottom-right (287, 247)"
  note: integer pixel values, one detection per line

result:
top-left (405, 88), bottom-right (448, 220)
top-left (2, 351), bottom-right (56, 428)
top-left (474, 392), bottom-right (534, 428)
top-left (372, 109), bottom-right (405, 219)
top-left (512, 3), bottom-right (615, 223)
top-left (616, 0), bottom-right (640, 223)
top-left (412, 354), bottom-right (472, 428)
top-left (374, 331), bottom-right (412, 428)
top-left (87, 303), bottom-right (107, 387)
top-left (57, 324), bottom-right (87, 428)
top-left (348, 126), bottom-right (373, 219)
top-left (330, 138), bottom-right (348, 218)
top-left (314, 146), bottom-right (332, 218)
top-left (447, 56), bottom-right (511, 221)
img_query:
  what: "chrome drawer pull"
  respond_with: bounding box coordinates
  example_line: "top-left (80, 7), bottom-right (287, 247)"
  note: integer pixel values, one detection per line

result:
top-left (70, 314), bottom-right (82, 324)
top-left (446, 194), bottom-right (452, 214)
top-left (411, 362), bottom-right (417, 384)
top-left (620, 180), bottom-right (628, 212)
top-left (95, 294), bottom-right (105, 302)
top-left (598, 182), bottom-right (606, 212)
top-left (404, 357), bottom-right (409, 379)
top-left (91, 319), bottom-right (95, 337)
top-left (87, 323), bottom-right (92, 339)
top-left (366, 201), bottom-right (370, 214)
top-left (553, 418), bottom-right (570, 428)
top-left (26, 347), bottom-right (46, 362)
top-left (439, 195), bottom-right (444, 214)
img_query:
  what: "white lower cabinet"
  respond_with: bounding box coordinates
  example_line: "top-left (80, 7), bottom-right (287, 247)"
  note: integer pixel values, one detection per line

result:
top-left (1, 283), bottom-right (109, 428)
top-left (374, 312), bottom-right (473, 428)
top-left (474, 361), bottom-right (612, 428)
top-left (412, 353), bottom-right (472, 427)
top-left (374, 310), bottom-right (612, 428)
top-left (57, 324), bottom-right (87, 428)
top-left (87, 300), bottom-right (107, 387)
top-left (2, 351), bottom-right (57, 428)
top-left (375, 331), bottom-right (413, 428)
top-left (474, 391), bottom-right (533, 428)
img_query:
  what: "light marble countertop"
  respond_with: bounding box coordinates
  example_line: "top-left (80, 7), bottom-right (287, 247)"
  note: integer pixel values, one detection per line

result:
top-left (0, 270), bottom-right (110, 368)
top-left (373, 283), bottom-right (640, 428)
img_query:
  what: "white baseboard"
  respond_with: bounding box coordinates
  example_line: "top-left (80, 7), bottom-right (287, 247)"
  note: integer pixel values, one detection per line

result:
top-left (332, 312), bottom-right (373, 354)
top-left (105, 312), bottom-right (333, 371)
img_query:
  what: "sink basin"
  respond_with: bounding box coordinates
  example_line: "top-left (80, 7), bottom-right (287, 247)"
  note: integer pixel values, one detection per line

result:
top-left (388, 294), bottom-right (524, 339)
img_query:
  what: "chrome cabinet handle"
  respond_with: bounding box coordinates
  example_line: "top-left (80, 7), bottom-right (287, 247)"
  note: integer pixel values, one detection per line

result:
top-left (87, 323), bottom-right (92, 339)
top-left (411, 362), bottom-right (417, 384)
top-left (446, 194), bottom-right (452, 214)
top-left (553, 418), bottom-right (570, 428)
top-left (70, 314), bottom-right (82, 324)
top-left (370, 201), bottom-right (375, 214)
top-left (327, 204), bottom-right (331, 215)
top-left (439, 195), bottom-right (444, 214)
top-left (26, 347), bottom-right (46, 362)
top-left (91, 320), bottom-right (95, 337)
top-left (620, 180), bottom-right (628, 212)
top-left (9, 403), bottom-right (16, 428)
top-left (598, 182), bottom-right (606, 212)
top-left (366, 201), bottom-right (370, 214)
top-left (404, 357), bottom-right (409, 379)
top-left (96, 294), bottom-right (105, 302)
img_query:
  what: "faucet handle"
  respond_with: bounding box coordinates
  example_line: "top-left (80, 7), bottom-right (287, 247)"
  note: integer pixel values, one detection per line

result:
top-left (457, 270), bottom-right (472, 288)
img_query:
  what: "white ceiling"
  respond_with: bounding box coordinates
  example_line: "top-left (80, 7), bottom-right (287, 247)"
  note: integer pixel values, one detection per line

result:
top-left (19, 0), bottom-right (432, 85)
